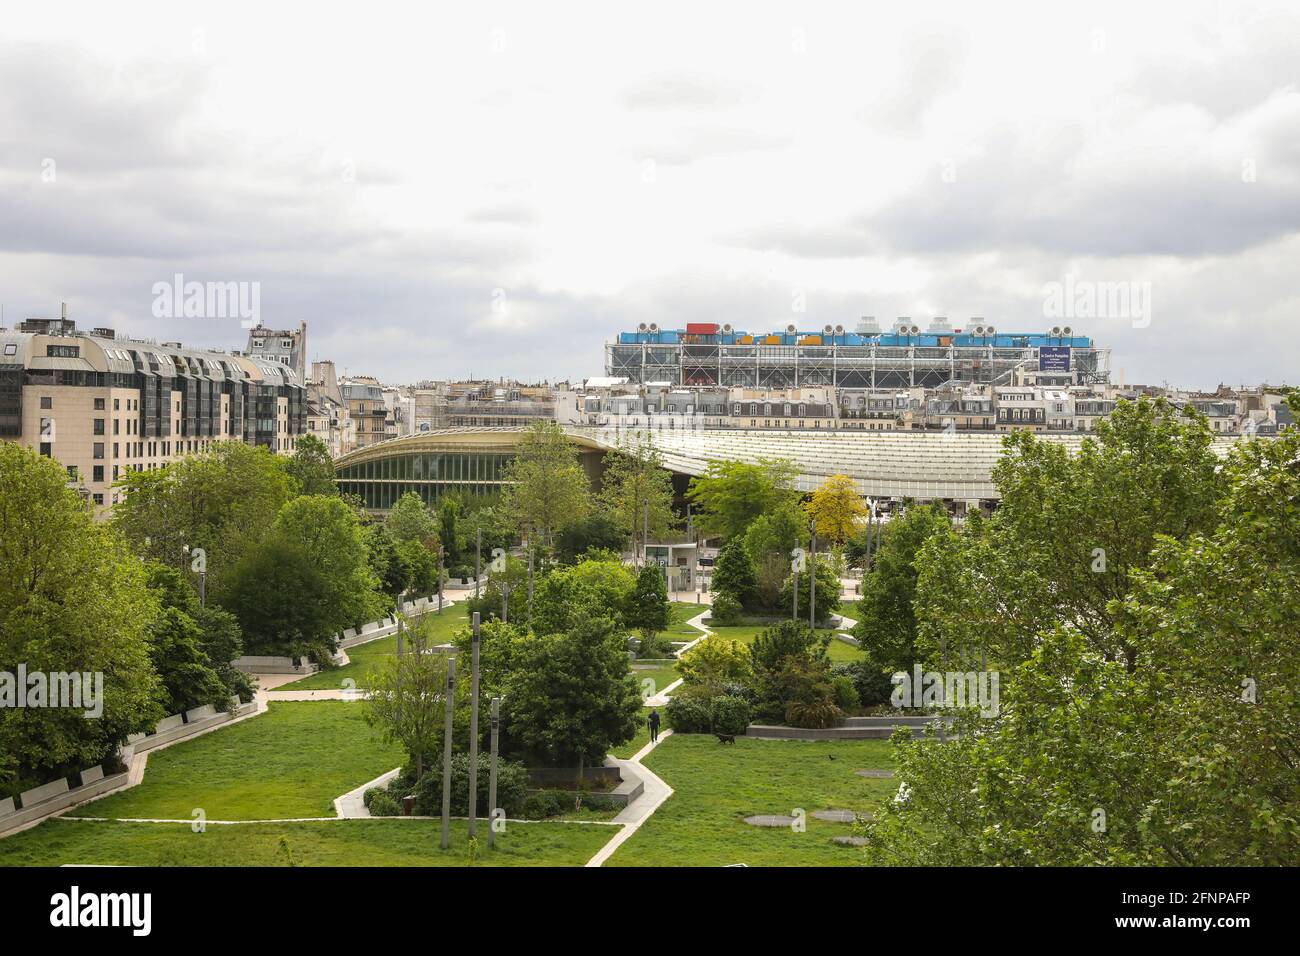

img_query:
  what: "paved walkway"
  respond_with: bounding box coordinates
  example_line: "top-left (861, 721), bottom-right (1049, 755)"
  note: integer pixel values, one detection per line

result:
top-left (585, 730), bottom-right (674, 867)
top-left (334, 767), bottom-right (402, 818)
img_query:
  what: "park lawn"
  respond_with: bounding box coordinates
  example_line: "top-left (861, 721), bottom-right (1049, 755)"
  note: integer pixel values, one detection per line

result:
top-left (0, 817), bottom-right (614, 867)
top-left (664, 601), bottom-right (708, 640)
top-left (80, 702), bottom-right (403, 821)
top-left (708, 623), bottom-right (853, 657)
top-left (282, 606), bottom-right (467, 690)
top-left (631, 663), bottom-right (680, 698)
top-left (608, 733), bottom-right (896, 867)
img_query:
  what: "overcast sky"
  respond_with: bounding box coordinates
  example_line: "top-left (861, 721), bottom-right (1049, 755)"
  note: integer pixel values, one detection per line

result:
top-left (1, 0), bottom-right (1297, 389)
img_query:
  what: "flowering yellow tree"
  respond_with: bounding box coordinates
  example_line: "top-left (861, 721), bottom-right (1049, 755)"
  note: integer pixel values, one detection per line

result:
top-left (804, 474), bottom-right (868, 543)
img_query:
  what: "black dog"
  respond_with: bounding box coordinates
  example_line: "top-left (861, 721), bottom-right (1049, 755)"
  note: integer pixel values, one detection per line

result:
top-left (715, 733), bottom-right (736, 744)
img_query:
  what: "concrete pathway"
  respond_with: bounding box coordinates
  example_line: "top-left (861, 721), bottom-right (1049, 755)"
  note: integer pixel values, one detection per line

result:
top-left (585, 729), bottom-right (674, 867)
top-left (334, 767), bottom-right (402, 818)
top-left (263, 688), bottom-right (367, 702)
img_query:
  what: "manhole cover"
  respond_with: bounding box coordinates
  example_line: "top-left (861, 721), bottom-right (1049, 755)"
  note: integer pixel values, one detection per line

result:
top-left (855, 769), bottom-right (895, 779)
top-left (811, 809), bottom-right (859, 823)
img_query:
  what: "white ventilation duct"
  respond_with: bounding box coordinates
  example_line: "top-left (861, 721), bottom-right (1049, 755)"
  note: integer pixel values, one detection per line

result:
top-left (857, 316), bottom-right (881, 334)
top-left (927, 316), bottom-right (954, 334)
top-left (786, 324), bottom-right (797, 334)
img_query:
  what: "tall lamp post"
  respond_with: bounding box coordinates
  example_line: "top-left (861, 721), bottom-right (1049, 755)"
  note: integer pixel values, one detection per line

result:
top-left (440, 653), bottom-right (455, 850)
top-left (467, 613), bottom-right (481, 840)
top-left (809, 520), bottom-right (817, 630)
top-left (475, 527), bottom-right (482, 599)
top-left (488, 696), bottom-right (501, 849)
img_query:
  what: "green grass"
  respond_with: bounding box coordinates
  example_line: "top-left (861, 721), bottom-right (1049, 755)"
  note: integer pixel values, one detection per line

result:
top-left (282, 607), bottom-right (466, 690)
top-left (707, 623), bottom-right (861, 661)
top-left (608, 734), bottom-right (895, 866)
top-left (0, 817), bottom-right (614, 867)
top-left (664, 601), bottom-right (708, 640)
top-left (82, 702), bottom-right (404, 821)
top-left (631, 663), bottom-right (680, 697)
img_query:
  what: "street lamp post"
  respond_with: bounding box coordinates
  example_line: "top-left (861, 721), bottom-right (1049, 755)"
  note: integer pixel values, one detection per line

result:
top-left (488, 696), bottom-right (501, 849)
top-left (440, 654), bottom-right (455, 850)
top-left (467, 613), bottom-right (481, 840)
top-left (475, 527), bottom-right (482, 599)
top-left (809, 520), bottom-right (817, 630)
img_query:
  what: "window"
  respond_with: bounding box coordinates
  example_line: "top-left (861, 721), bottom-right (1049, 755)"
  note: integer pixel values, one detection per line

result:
top-left (94, 398), bottom-right (105, 410)
top-left (93, 419), bottom-right (104, 435)
top-left (93, 443), bottom-right (104, 460)
top-left (40, 396), bottom-right (52, 409)
top-left (93, 465), bottom-right (104, 482)
top-left (113, 398), bottom-right (120, 410)
top-left (2, 344), bottom-right (15, 356)
top-left (92, 494), bottom-right (104, 506)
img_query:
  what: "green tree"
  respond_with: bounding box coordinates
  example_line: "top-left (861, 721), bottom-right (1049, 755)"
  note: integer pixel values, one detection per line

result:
top-left (385, 491), bottom-right (439, 548)
top-left (778, 559), bottom-right (841, 627)
top-left (856, 395), bottom-right (1291, 866)
top-left (111, 442), bottom-right (294, 601)
top-left (364, 632), bottom-right (448, 779)
top-left (686, 458), bottom-right (798, 540)
top-left (626, 563), bottom-right (671, 653)
top-left (0, 444), bottom-right (162, 792)
top-left (711, 538), bottom-right (757, 610)
top-left (225, 495), bottom-right (382, 659)
top-left (437, 497), bottom-right (462, 566)
top-left (743, 502), bottom-right (807, 610)
top-left (852, 502), bottom-right (954, 672)
top-left (599, 432), bottom-right (677, 560)
top-left (142, 563), bottom-right (241, 714)
top-left (531, 556), bottom-right (636, 636)
top-left (555, 513), bottom-right (627, 564)
top-left (676, 637), bottom-right (753, 689)
top-left (286, 433), bottom-right (337, 496)
top-left (501, 421), bottom-right (591, 547)
top-left (503, 612), bottom-right (641, 776)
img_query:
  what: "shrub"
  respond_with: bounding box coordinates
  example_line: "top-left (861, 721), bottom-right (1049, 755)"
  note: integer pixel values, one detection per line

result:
top-left (665, 692), bottom-right (713, 734)
top-left (834, 659), bottom-right (895, 707)
top-left (785, 696), bottom-right (841, 729)
top-left (676, 636), bottom-right (753, 687)
top-left (709, 591), bottom-right (744, 625)
top-left (709, 695), bottom-right (752, 736)
top-left (830, 674), bottom-right (860, 711)
top-left (521, 790), bottom-right (566, 820)
top-left (412, 754), bottom-right (529, 817)
top-left (367, 791), bottom-right (402, 817)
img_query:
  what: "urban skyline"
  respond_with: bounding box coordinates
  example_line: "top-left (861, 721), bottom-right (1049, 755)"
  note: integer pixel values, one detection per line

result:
top-left (1, 1), bottom-right (1298, 391)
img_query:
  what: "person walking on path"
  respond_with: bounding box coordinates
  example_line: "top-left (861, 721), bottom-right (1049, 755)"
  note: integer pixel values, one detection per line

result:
top-left (647, 708), bottom-right (661, 744)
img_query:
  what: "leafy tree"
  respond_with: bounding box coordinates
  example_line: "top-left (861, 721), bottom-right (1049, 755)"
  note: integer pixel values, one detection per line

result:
top-left (385, 491), bottom-right (439, 548)
top-left (852, 502), bottom-right (954, 672)
top-left (711, 538), bottom-right (757, 610)
top-left (748, 621), bottom-right (836, 725)
top-left (555, 513), bottom-right (627, 564)
top-left (111, 442), bottom-right (294, 601)
top-left (599, 432), bottom-right (677, 560)
top-left (626, 563), bottom-right (671, 653)
top-left (364, 635), bottom-right (448, 779)
top-left (463, 555), bottom-right (530, 625)
top-left (778, 559), bottom-right (841, 626)
top-left (686, 458), bottom-right (798, 541)
top-left (225, 495), bottom-right (382, 659)
top-left (286, 433), bottom-right (337, 496)
top-left (437, 497), bottom-right (462, 566)
top-left (857, 395), bottom-right (1295, 866)
top-left (914, 396), bottom-right (1223, 672)
top-left (0, 444), bottom-right (162, 792)
top-left (503, 612), bottom-right (641, 776)
top-left (501, 421), bottom-right (591, 547)
top-left (530, 556), bottom-right (636, 636)
top-left (142, 563), bottom-right (242, 713)
top-left (743, 503), bottom-right (807, 610)
top-left (805, 474), bottom-right (868, 543)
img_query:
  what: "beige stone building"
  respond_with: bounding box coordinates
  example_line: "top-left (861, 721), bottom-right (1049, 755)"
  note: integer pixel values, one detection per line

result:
top-left (0, 316), bottom-right (307, 513)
